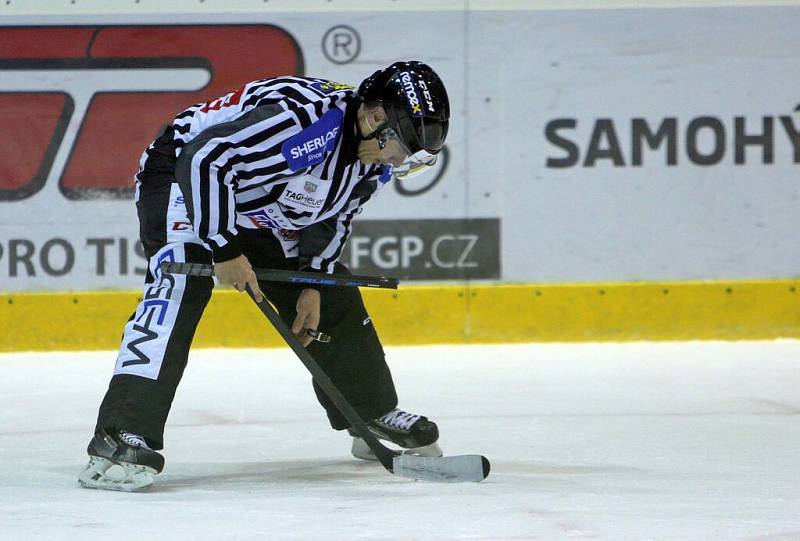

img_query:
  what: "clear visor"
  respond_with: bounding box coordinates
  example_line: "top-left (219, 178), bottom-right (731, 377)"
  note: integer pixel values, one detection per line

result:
top-left (392, 150), bottom-right (438, 179)
top-left (375, 125), bottom-right (438, 178)
top-left (377, 126), bottom-right (414, 156)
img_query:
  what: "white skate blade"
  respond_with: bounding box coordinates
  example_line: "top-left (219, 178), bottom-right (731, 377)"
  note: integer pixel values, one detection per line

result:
top-left (351, 436), bottom-right (378, 461)
top-left (351, 437), bottom-right (443, 461)
top-left (392, 454), bottom-right (490, 483)
top-left (405, 442), bottom-right (443, 458)
top-left (78, 456), bottom-right (156, 492)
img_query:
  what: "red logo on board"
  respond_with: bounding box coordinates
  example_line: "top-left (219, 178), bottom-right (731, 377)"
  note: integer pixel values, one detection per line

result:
top-left (0, 25), bottom-right (303, 201)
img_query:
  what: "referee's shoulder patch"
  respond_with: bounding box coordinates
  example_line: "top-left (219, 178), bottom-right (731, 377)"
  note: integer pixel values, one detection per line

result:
top-left (309, 80), bottom-right (354, 94)
top-left (281, 108), bottom-right (344, 171)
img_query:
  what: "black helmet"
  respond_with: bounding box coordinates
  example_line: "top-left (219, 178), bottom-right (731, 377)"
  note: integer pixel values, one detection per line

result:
top-left (358, 61), bottom-right (450, 155)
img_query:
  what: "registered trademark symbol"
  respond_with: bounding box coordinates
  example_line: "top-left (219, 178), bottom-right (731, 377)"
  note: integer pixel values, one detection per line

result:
top-left (322, 25), bottom-right (361, 65)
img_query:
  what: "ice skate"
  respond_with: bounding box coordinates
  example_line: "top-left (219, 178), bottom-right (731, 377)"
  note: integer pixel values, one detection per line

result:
top-left (78, 428), bottom-right (165, 492)
top-left (350, 408), bottom-right (443, 461)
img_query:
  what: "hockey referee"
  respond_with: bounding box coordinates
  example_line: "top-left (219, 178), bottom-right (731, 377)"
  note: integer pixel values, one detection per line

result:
top-left (79, 61), bottom-right (451, 491)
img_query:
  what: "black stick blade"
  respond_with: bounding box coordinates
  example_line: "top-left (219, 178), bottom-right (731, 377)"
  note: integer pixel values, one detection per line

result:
top-left (392, 454), bottom-right (490, 483)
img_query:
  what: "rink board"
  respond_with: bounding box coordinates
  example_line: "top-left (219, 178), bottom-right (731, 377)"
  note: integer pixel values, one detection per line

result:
top-left (2, 280), bottom-right (798, 351)
top-left (2, 6), bottom-right (800, 293)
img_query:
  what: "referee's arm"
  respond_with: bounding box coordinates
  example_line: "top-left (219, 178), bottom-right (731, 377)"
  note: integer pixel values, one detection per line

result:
top-left (175, 107), bottom-right (303, 263)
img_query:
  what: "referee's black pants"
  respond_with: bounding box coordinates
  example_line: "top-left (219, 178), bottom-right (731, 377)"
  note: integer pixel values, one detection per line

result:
top-left (94, 186), bottom-right (397, 451)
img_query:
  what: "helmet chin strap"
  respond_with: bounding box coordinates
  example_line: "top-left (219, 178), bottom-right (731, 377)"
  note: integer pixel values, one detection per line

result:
top-left (364, 114), bottom-right (377, 134)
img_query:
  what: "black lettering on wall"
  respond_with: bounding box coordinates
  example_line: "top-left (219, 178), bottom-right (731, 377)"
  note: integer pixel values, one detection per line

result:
top-left (632, 117), bottom-right (677, 166)
top-left (584, 119), bottom-right (625, 167)
top-left (686, 116), bottom-right (725, 166)
top-left (545, 119), bottom-right (580, 168)
top-left (735, 116), bottom-right (773, 164)
top-left (40, 238), bottom-right (74, 276)
top-left (87, 238), bottom-right (114, 275)
top-left (780, 115), bottom-right (800, 163)
top-left (9, 239), bottom-right (35, 277)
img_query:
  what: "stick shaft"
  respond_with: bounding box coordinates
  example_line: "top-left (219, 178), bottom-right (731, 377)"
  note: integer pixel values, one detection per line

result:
top-left (245, 289), bottom-right (399, 471)
top-left (161, 261), bottom-right (398, 289)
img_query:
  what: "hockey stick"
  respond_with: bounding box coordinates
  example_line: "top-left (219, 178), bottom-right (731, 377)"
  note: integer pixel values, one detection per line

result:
top-left (242, 287), bottom-right (490, 483)
top-left (160, 261), bottom-right (398, 289)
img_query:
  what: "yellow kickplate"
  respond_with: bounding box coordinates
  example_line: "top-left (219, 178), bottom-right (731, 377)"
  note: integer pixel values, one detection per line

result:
top-left (1, 280), bottom-right (798, 352)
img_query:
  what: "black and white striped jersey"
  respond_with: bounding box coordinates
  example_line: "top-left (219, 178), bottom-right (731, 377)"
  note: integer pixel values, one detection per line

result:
top-left (165, 76), bottom-right (390, 272)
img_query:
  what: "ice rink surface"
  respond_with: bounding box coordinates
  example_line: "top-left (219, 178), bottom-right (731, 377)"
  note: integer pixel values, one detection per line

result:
top-left (1, 341), bottom-right (799, 540)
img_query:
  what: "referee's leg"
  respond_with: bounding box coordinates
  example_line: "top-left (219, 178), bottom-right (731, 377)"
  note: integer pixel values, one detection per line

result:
top-left (260, 263), bottom-right (399, 430)
top-left (95, 242), bottom-right (213, 449)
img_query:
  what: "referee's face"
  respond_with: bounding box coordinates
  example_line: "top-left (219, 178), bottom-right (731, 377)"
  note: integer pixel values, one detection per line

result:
top-left (357, 105), bottom-right (410, 168)
top-left (358, 137), bottom-right (408, 168)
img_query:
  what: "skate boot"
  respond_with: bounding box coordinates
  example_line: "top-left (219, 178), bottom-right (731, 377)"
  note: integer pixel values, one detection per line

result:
top-left (78, 428), bottom-right (165, 492)
top-left (350, 408), bottom-right (443, 461)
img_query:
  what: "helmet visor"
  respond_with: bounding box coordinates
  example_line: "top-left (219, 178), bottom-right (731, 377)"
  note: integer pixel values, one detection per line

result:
top-left (395, 114), bottom-right (448, 154)
top-left (392, 150), bottom-right (438, 179)
top-left (377, 125), bottom-right (414, 157)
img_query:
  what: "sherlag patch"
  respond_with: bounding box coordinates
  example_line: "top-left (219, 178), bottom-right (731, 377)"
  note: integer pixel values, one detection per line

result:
top-left (282, 108), bottom-right (344, 171)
